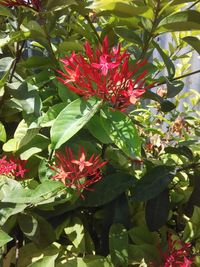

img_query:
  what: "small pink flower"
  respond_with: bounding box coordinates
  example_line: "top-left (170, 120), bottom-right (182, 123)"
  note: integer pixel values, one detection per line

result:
top-left (0, 155), bottom-right (28, 180)
top-left (50, 147), bottom-right (107, 193)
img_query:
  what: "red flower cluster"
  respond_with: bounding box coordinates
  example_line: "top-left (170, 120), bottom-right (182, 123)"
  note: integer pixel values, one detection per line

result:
top-left (0, 155), bottom-right (28, 179)
top-left (161, 235), bottom-right (193, 267)
top-left (0, 0), bottom-right (41, 11)
top-left (58, 37), bottom-right (152, 110)
top-left (51, 147), bottom-right (107, 192)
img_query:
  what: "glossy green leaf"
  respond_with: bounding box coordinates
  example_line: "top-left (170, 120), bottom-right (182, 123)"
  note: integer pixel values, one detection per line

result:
top-left (21, 56), bottom-right (52, 68)
top-left (166, 79), bottom-right (184, 98)
top-left (114, 27), bottom-right (142, 45)
top-left (17, 134), bottom-right (50, 160)
top-left (145, 189), bottom-right (170, 231)
top-left (183, 206), bottom-right (200, 242)
top-left (0, 31), bottom-right (30, 48)
top-left (0, 230), bottom-right (12, 247)
top-left (82, 173), bottom-right (135, 207)
top-left (165, 146), bottom-right (193, 161)
top-left (160, 100), bottom-right (176, 112)
top-left (0, 122), bottom-right (6, 143)
top-left (90, 0), bottom-right (148, 17)
top-left (109, 224), bottom-right (128, 267)
top-left (153, 41), bottom-right (175, 78)
top-left (51, 97), bottom-right (101, 149)
top-left (157, 10), bottom-right (200, 32)
top-left (87, 115), bottom-right (112, 144)
top-left (132, 165), bottom-right (175, 201)
top-left (0, 202), bottom-right (27, 226)
top-left (100, 108), bottom-right (142, 158)
top-left (0, 57), bottom-right (14, 91)
top-left (45, 0), bottom-right (76, 11)
top-left (183, 36), bottom-right (200, 55)
top-left (41, 102), bottom-right (68, 127)
top-left (128, 226), bottom-right (158, 245)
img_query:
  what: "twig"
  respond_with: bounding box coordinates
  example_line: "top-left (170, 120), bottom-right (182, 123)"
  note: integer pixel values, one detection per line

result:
top-left (188, 0), bottom-right (200, 9)
top-left (84, 15), bottom-right (101, 43)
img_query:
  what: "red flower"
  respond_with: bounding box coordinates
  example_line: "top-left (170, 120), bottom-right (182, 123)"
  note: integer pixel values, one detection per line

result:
top-left (0, 0), bottom-right (41, 11)
top-left (159, 234), bottom-right (193, 267)
top-left (58, 37), bottom-right (153, 111)
top-left (50, 147), bottom-right (107, 192)
top-left (0, 155), bottom-right (28, 179)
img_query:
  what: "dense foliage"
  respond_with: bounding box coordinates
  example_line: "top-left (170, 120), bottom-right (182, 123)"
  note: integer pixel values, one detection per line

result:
top-left (0, 0), bottom-right (200, 266)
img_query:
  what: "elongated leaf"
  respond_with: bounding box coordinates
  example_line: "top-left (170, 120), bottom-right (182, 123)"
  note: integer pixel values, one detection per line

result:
top-left (166, 79), bottom-right (184, 98)
top-left (89, 0), bottom-right (148, 17)
top-left (114, 27), bottom-right (142, 45)
top-left (165, 146), bottom-right (193, 161)
top-left (183, 36), bottom-right (200, 55)
top-left (157, 10), bottom-right (200, 32)
top-left (145, 189), bottom-right (170, 231)
top-left (0, 202), bottom-right (27, 226)
top-left (82, 173), bottom-right (135, 207)
top-left (0, 57), bottom-right (14, 90)
top-left (132, 165), bottom-right (175, 201)
top-left (109, 224), bottom-right (128, 267)
top-left (0, 230), bottom-right (13, 247)
top-left (0, 122), bottom-right (6, 142)
top-left (100, 108), bottom-right (142, 158)
top-left (51, 97), bottom-right (101, 149)
top-left (153, 41), bottom-right (175, 78)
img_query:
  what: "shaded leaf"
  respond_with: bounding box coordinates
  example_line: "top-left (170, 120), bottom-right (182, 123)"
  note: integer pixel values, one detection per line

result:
top-left (183, 36), bottom-right (200, 55)
top-left (145, 189), bottom-right (170, 231)
top-left (166, 79), bottom-right (184, 98)
top-left (132, 165), bottom-right (175, 201)
top-left (109, 224), bottom-right (128, 267)
top-left (160, 100), bottom-right (176, 112)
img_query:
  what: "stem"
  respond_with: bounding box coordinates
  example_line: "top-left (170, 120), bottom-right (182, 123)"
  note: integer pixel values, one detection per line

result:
top-left (188, 0), bottom-right (200, 9)
top-left (9, 41), bottom-right (26, 83)
top-left (38, 13), bottom-right (58, 65)
top-left (153, 69), bottom-right (200, 88)
top-left (140, 0), bottom-right (161, 59)
top-left (84, 15), bottom-right (101, 43)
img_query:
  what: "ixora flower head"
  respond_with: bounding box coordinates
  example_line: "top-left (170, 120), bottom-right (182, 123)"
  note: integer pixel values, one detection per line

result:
top-left (0, 155), bottom-right (28, 180)
top-left (159, 234), bottom-right (193, 267)
top-left (50, 147), bottom-right (107, 193)
top-left (58, 37), bottom-right (153, 111)
top-left (0, 0), bottom-right (41, 11)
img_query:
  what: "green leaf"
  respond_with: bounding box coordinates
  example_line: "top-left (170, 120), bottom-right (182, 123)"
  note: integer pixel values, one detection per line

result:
top-left (0, 230), bottom-right (13, 247)
top-left (51, 97), bottom-right (101, 149)
top-left (18, 213), bottom-right (55, 248)
top-left (20, 56), bottom-right (52, 68)
top-left (7, 82), bottom-right (42, 116)
top-left (157, 10), bottom-right (200, 32)
top-left (17, 243), bottom-right (60, 267)
top-left (132, 165), bottom-right (175, 201)
top-left (0, 57), bottom-right (14, 92)
top-left (100, 108), bottom-right (142, 158)
top-left (0, 6), bottom-right (13, 17)
top-left (87, 115), bottom-right (112, 144)
top-left (152, 41), bottom-right (175, 78)
top-left (82, 173), bottom-right (135, 207)
top-left (114, 27), bottom-right (142, 45)
top-left (3, 119), bottom-right (39, 152)
top-left (128, 226), bottom-right (158, 245)
top-left (166, 79), bottom-right (184, 98)
top-left (183, 36), bottom-right (200, 55)
top-left (160, 100), bottom-right (176, 112)
top-left (1, 180), bottom-right (64, 204)
top-left (45, 0), bottom-right (76, 11)
top-left (165, 146), bottom-right (193, 161)
top-left (145, 189), bottom-right (170, 231)
top-left (0, 202), bottom-right (27, 226)
top-left (0, 122), bottom-right (6, 142)
top-left (90, 0), bottom-right (148, 17)
top-left (109, 224), bottom-right (128, 267)
top-left (183, 206), bottom-right (200, 242)
top-left (58, 41), bottom-right (83, 53)
top-left (0, 31), bottom-right (30, 48)
top-left (41, 102), bottom-right (68, 127)
top-left (17, 134), bottom-right (50, 160)
top-left (18, 213), bottom-right (39, 242)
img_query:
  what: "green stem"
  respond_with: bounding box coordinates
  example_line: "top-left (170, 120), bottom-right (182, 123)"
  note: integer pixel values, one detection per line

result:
top-left (84, 15), bottom-right (101, 43)
top-left (153, 69), bottom-right (200, 88)
top-left (140, 0), bottom-right (161, 59)
top-left (188, 0), bottom-right (200, 9)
